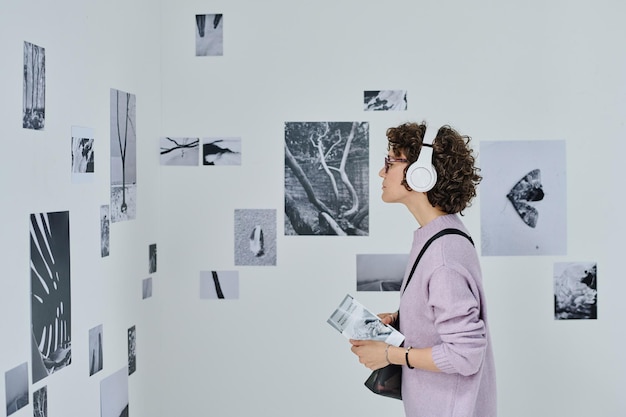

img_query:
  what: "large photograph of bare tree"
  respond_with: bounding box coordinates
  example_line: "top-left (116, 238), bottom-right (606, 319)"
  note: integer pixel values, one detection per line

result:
top-left (284, 122), bottom-right (369, 236)
top-left (23, 41), bottom-right (45, 130)
top-left (30, 211), bottom-right (72, 384)
top-left (110, 89), bottom-right (137, 222)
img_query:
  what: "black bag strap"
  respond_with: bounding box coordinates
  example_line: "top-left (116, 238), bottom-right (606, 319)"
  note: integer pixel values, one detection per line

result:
top-left (401, 228), bottom-right (474, 295)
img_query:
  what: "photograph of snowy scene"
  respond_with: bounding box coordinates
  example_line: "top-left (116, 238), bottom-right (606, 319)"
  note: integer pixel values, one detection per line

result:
top-left (110, 89), bottom-right (137, 222)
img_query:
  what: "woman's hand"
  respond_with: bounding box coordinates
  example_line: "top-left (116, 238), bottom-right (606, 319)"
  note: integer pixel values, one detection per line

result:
top-left (349, 339), bottom-right (389, 370)
top-left (378, 312), bottom-right (397, 326)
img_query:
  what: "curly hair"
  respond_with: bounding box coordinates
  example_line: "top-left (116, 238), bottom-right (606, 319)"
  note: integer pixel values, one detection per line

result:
top-left (386, 122), bottom-right (482, 214)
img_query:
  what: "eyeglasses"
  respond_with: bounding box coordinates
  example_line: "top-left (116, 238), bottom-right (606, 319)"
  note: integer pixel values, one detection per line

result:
top-left (384, 156), bottom-right (408, 173)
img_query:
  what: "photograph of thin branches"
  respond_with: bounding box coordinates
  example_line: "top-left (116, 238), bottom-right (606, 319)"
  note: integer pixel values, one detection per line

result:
top-left (23, 41), bottom-right (45, 130)
top-left (110, 89), bottom-right (137, 222)
top-left (160, 137), bottom-right (199, 166)
top-left (284, 121), bottom-right (369, 236)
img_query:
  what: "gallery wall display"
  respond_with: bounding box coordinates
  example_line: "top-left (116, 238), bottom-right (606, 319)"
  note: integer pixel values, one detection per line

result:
top-left (363, 90), bottom-right (407, 111)
top-left (33, 385), bottom-right (47, 417)
top-left (4, 362), bottom-right (29, 416)
top-left (99, 367), bottom-right (129, 417)
top-left (23, 41), bottom-right (46, 130)
top-left (200, 270), bottom-right (239, 299)
top-left (160, 137), bottom-right (200, 166)
top-left (71, 126), bottom-right (95, 183)
top-left (284, 121), bottom-right (369, 236)
top-left (356, 253), bottom-right (409, 292)
top-left (30, 211), bottom-right (72, 384)
top-left (110, 88), bottom-right (137, 222)
top-left (127, 326), bottom-right (137, 375)
top-left (195, 13), bottom-right (223, 56)
top-left (148, 243), bottom-right (157, 273)
top-left (88, 324), bottom-right (104, 376)
top-left (234, 209), bottom-right (277, 266)
top-left (100, 205), bottom-right (110, 257)
top-left (554, 262), bottom-right (597, 320)
top-left (479, 140), bottom-right (567, 256)
top-left (202, 137), bottom-right (241, 165)
top-left (142, 278), bottom-right (153, 299)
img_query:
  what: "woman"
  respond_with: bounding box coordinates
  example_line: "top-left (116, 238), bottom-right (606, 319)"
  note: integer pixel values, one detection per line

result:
top-left (350, 122), bottom-right (496, 417)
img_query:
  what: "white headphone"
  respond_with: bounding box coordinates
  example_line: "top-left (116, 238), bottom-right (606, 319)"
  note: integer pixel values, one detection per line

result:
top-left (405, 125), bottom-right (438, 192)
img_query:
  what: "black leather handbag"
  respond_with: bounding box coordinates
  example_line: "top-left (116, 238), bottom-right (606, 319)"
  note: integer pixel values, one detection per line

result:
top-left (363, 229), bottom-right (474, 400)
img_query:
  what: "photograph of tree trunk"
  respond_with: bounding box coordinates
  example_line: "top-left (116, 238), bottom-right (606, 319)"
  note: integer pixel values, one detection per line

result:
top-left (284, 121), bottom-right (369, 236)
top-left (110, 89), bottom-right (137, 222)
top-left (23, 41), bottom-right (45, 130)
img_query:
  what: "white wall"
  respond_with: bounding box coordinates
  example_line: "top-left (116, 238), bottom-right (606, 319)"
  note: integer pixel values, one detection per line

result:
top-left (2, 1), bottom-right (626, 417)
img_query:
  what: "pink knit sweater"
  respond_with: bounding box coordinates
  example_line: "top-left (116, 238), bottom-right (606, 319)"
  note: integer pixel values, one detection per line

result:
top-left (398, 214), bottom-right (497, 417)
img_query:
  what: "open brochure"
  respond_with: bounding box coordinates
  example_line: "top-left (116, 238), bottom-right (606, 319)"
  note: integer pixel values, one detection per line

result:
top-left (327, 294), bottom-right (404, 347)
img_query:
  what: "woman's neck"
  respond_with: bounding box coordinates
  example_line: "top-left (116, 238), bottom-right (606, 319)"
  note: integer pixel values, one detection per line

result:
top-left (406, 194), bottom-right (447, 227)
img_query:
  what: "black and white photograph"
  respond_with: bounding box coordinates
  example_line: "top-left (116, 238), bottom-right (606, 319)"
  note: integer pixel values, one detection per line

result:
top-left (100, 205), bottom-right (110, 257)
top-left (142, 277), bottom-right (153, 299)
top-left (554, 262), bottom-right (597, 320)
top-left (234, 209), bottom-right (276, 266)
top-left (148, 243), bottom-right (157, 273)
top-left (5, 362), bottom-right (28, 416)
top-left (71, 126), bottom-right (95, 183)
top-left (30, 211), bottom-right (72, 384)
top-left (88, 324), bottom-right (103, 376)
top-left (202, 137), bottom-right (241, 165)
top-left (128, 325), bottom-right (136, 375)
top-left (33, 385), bottom-right (47, 417)
top-left (356, 254), bottom-right (409, 291)
top-left (23, 41), bottom-right (45, 130)
top-left (110, 88), bottom-right (137, 222)
top-left (363, 90), bottom-right (407, 111)
top-left (195, 14), bottom-right (223, 56)
top-left (160, 137), bottom-right (199, 166)
top-left (479, 140), bottom-right (567, 256)
top-left (200, 270), bottom-right (239, 299)
top-left (100, 367), bottom-right (129, 417)
top-left (284, 121), bottom-right (369, 236)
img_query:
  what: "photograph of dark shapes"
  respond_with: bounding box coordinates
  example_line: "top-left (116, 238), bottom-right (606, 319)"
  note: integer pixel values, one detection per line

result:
top-left (33, 385), bottom-right (47, 417)
top-left (110, 88), bottom-right (137, 222)
top-left (148, 243), bottom-right (157, 273)
top-left (30, 211), bottom-right (72, 384)
top-left (100, 205), bottom-right (110, 257)
top-left (195, 14), bottom-right (223, 56)
top-left (128, 325), bottom-right (136, 375)
top-left (202, 137), bottom-right (241, 165)
top-left (88, 324), bottom-right (103, 376)
top-left (479, 140), bottom-right (566, 256)
top-left (71, 126), bottom-right (95, 183)
top-left (23, 41), bottom-right (45, 130)
top-left (554, 262), bottom-right (597, 320)
top-left (356, 254), bottom-right (409, 291)
top-left (284, 122), bottom-right (369, 236)
top-left (160, 137), bottom-right (199, 166)
top-left (100, 367), bottom-right (129, 417)
top-left (363, 90), bottom-right (407, 111)
top-left (234, 209), bottom-right (276, 266)
top-left (142, 277), bottom-right (153, 299)
top-left (5, 362), bottom-right (28, 416)
top-left (200, 270), bottom-right (239, 299)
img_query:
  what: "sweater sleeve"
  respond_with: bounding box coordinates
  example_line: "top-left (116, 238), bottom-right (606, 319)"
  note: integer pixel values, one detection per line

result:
top-left (427, 266), bottom-right (487, 376)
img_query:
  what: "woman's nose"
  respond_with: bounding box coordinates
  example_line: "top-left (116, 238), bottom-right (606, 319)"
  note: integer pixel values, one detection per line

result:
top-left (379, 166), bottom-right (386, 178)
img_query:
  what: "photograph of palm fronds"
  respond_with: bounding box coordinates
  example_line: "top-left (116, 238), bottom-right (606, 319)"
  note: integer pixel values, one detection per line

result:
top-left (23, 41), bottom-right (45, 130)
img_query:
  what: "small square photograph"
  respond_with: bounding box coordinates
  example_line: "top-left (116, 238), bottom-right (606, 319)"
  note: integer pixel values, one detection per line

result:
top-left (160, 137), bottom-right (199, 166)
top-left (5, 362), bottom-right (28, 416)
top-left (234, 209), bottom-right (277, 266)
top-left (554, 262), bottom-right (597, 320)
top-left (363, 90), bottom-right (407, 111)
top-left (33, 385), bottom-right (47, 417)
top-left (195, 14), bottom-right (223, 56)
top-left (88, 324), bottom-right (104, 376)
top-left (202, 137), bottom-right (241, 165)
top-left (100, 205), bottom-right (110, 257)
top-left (71, 126), bottom-right (95, 183)
top-left (480, 140), bottom-right (567, 256)
top-left (142, 277), bottom-right (153, 300)
top-left (356, 254), bottom-right (409, 291)
top-left (128, 325), bottom-right (136, 375)
top-left (148, 243), bottom-right (157, 273)
top-left (100, 367), bottom-right (128, 417)
top-left (200, 270), bottom-right (239, 299)
top-left (23, 41), bottom-right (45, 130)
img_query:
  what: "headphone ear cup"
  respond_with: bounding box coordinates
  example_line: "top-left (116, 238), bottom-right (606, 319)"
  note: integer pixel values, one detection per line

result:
top-left (405, 161), bottom-right (437, 192)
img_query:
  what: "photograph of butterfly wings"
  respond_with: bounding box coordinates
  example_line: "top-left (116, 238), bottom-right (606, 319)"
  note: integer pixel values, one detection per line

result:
top-left (506, 169), bottom-right (545, 228)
